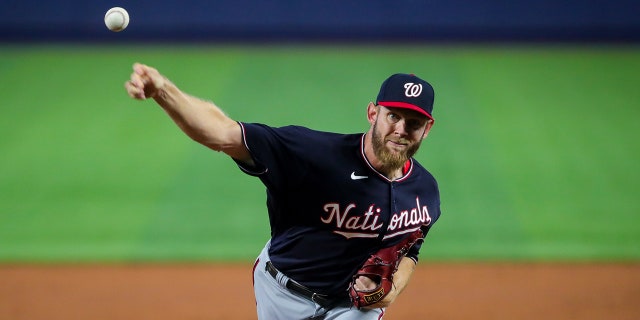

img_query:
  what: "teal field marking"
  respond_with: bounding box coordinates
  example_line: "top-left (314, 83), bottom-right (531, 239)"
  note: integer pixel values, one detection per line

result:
top-left (0, 45), bottom-right (638, 261)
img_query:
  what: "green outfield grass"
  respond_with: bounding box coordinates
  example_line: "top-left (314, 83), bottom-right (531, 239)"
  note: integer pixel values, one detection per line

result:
top-left (0, 44), bottom-right (638, 262)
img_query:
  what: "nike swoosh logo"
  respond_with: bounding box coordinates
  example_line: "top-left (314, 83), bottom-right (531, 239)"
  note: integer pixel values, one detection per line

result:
top-left (350, 172), bottom-right (369, 180)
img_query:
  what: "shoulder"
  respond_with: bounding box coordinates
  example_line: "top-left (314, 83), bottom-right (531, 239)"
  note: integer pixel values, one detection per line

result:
top-left (240, 123), bottom-right (361, 148)
top-left (409, 159), bottom-right (440, 189)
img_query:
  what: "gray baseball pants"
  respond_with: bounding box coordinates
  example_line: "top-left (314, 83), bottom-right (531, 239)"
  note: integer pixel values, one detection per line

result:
top-left (253, 242), bottom-right (385, 320)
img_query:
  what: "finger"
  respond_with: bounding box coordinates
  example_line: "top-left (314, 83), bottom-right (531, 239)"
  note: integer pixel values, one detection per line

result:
top-left (131, 67), bottom-right (155, 88)
top-left (133, 62), bottom-right (146, 75)
top-left (130, 72), bottom-right (152, 98)
top-left (124, 81), bottom-right (140, 99)
top-left (129, 63), bottom-right (163, 99)
top-left (129, 73), bottom-right (143, 88)
top-left (355, 276), bottom-right (377, 290)
top-left (125, 79), bottom-right (145, 100)
top-left (134, 63), bottom-right (157, 80)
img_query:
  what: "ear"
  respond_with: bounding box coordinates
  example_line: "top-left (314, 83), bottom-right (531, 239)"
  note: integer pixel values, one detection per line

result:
top-left (367, 102), bottom-right (378, 125)
top-left (421, 119), bottom-right (434, 139)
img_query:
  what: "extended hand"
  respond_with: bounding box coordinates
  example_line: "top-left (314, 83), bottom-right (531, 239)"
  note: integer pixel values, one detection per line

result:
top-left (124, 63), bottom-right (167, 100)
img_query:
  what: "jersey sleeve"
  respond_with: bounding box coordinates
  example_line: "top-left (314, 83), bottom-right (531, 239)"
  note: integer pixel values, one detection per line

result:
top-left (234, 122), bottom-right (310, 191)
top-left (406, 224), bottom-right (435, 263)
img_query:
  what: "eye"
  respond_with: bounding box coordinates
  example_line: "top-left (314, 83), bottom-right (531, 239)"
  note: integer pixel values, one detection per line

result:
top-left (386, 113), bottom-right (400, 123)
top-left (406, 120), bottom-right (424, 131)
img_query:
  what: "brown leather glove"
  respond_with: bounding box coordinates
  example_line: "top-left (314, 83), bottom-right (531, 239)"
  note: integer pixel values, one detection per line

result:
top-left (348, 230), bottom-right (424, 309)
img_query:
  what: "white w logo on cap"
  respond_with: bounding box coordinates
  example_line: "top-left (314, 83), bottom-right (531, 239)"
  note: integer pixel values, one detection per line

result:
top-left (404, 83), bottom-right (422, 97)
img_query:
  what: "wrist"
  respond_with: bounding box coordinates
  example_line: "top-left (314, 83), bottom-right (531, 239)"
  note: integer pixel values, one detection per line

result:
top-left (150, 77), bottom-right (170, 100)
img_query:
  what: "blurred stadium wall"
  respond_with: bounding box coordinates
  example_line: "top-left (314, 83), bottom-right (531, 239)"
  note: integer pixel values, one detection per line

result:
top-left (1, 0), bottom-right (638, 43)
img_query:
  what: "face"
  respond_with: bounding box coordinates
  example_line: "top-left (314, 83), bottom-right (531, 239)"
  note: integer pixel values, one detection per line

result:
top-left (370, 105), bottom-right (432, 170)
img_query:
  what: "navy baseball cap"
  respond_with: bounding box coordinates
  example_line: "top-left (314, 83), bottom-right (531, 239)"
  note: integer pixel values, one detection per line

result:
top-left (376, 73), bottom-right (435, 121)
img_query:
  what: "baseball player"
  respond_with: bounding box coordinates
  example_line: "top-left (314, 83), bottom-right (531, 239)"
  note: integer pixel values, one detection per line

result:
top-left (125, 63), bottom-right (441, 319)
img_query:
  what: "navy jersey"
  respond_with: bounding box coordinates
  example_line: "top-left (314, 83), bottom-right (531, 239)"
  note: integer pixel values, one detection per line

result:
top-left (236, 123), bottom-right (441, 295)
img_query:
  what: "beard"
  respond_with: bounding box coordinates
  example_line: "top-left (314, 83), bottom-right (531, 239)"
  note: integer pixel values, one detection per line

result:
top-left (371, 121), bottom-right (422, 172)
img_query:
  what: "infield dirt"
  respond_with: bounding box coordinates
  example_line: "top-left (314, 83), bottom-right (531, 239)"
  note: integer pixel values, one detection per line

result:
top-left (1, 263), bottom-right (638, 319)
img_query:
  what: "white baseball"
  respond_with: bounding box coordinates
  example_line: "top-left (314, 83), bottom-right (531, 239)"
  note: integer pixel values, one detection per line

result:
top-left (104, 7), bottom-right (130, 32)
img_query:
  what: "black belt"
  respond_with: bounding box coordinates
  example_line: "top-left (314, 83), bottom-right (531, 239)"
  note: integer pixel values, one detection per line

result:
top-left (265, 261), bottom-right (349, 309)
